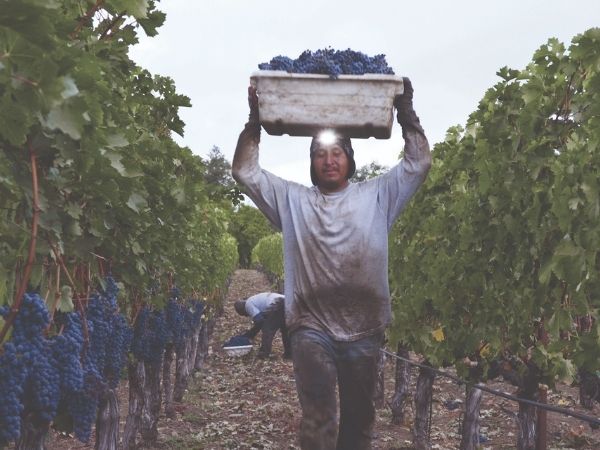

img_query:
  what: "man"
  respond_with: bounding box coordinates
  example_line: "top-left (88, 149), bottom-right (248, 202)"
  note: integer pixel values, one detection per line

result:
top-left (232, 78), bottom-right (431, 450)
top-left (234, 291), bottom-right (291, 359)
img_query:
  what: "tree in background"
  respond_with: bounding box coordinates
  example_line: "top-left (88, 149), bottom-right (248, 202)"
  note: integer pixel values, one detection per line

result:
top-left (351, 161), bottom-right (389, 182)
top-left (228, 204), bottom-right (275, 268)
top-left (203, 146), bottom-right (244, 205)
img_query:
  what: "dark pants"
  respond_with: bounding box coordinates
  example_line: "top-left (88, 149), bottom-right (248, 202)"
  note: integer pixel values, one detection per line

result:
top-left (258, 305), bottom-right (291, 357)
top-left (291, 327), bottom-right (383, 450)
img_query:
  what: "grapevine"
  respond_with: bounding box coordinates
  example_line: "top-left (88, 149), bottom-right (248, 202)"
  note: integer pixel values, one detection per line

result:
top-left (388, 29), bottom-right (600, 386)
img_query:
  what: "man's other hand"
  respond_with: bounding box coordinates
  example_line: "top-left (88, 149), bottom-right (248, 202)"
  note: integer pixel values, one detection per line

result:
top-left (394, 77), bottom-right (424, 134)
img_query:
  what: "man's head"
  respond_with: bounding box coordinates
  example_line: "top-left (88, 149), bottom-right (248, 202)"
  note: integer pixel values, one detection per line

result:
top-left (310, 130), bottom-right (356, 192)
top-left (234, 299), bottom-right (248, 316)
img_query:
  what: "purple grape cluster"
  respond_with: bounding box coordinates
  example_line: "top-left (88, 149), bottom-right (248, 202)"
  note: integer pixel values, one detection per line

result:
top-left (165, 294), bottom-right (185, 346)
top-left (132, 306), bottom-right (167, 364)
top-left (101, 278), bottom-right (132, 388)
top-left (13, 294), bottom-right (61, 423)
top-left (258, 48), bottom-right (395, 78)
top-left (63, 278), bottom-right (131, 441)
top-left (0, 293), bottom-right (57, 444)
top-left (50, 313), bottom-right (84, 393)
top-left (103, 275), bottom-right (120, 308)
top-left (0, 279), bottom-right (132, 446)
top-left (105, 313), bottom-right (132, 388)
top-left (0, 342), bottom-right (26, 444)
top-left (66, 384), bottom-right (99, 443)
top-left (191, 300), bottom-right (205, 329)
top-left (176, 299), bottom-right (205, 352)
top-left (87, 293), bottom-right (111, 374)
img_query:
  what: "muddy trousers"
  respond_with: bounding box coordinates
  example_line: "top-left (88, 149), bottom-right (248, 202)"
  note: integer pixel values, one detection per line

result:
top-left (291, 328), bottom-right (383, 450)
top-left (258, 306), bottom-right (291, 357)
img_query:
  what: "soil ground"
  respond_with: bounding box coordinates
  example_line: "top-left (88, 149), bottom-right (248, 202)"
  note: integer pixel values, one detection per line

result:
top-left (46, 269), bottom-right (600, 449)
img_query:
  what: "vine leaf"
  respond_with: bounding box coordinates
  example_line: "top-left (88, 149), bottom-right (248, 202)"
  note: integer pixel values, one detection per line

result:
top-left (58, 285), bottom-right (74, 312)
top-left (42, 103), bottom-right (88, 140)
top-left (127, 192), bottom-right (147, 212)
top-left (109, 0), bottom-right (149, 19)
top-left (432, 327), bottom-right (445, 342)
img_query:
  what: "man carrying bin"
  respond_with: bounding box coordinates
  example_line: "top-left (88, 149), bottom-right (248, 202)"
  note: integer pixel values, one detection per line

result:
top-left (232, 77), bottom-right (431, 450)
top-left (234, 292), bottom-right (291, 359)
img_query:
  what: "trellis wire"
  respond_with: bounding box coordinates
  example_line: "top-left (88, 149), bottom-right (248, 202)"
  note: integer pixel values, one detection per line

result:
top-left (380, 348), bottom-right (600, 428)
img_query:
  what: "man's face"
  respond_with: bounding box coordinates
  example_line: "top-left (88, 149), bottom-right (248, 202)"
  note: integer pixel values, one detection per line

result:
top-left (312, 143), bottom-right (350, 193)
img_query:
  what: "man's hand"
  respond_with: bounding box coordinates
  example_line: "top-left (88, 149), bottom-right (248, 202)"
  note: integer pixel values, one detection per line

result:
top-left (253, 312), bottom-right (266, 325)
top-left (241, 312), bottom-right (265, 340)
top-left (248, 85), bottom-right (259, 125)
top-left (394, 77), bottom-right (424, 134)
top-left (244, 86), bottom-right (261, 140)
top-left (232, 86), bottom-right (261, 181)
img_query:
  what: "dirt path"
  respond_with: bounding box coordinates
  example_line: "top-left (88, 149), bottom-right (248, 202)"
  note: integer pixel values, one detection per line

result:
top-left (175, 269), bottom-right (301, 449)
top-left (45, 269), bottom-right (600, 449)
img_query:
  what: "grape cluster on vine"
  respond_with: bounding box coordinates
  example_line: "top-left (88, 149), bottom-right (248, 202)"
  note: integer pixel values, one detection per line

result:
top-left (0, 293), bottom-right (56, 444)
top-left (0, 278), bottom-right (132, 445)
top-left (132, 306), bottom-right (168, 364)
top-left (63, 278), bottom-right (131, 442)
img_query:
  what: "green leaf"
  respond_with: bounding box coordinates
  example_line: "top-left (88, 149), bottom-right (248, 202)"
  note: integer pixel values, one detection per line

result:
top-left (127, 192), bottom-right (147, 212)
top-left (66, 218), bottom-right (82, 236)
top-left (109, 0), bottom-right (149, 18)
top-left (42, 103), bottom-right (88, 140)
top-left (554, 239), bottom-right (582, 257)
top-left (0, 95), bottom-right (31, 145)
top-left (138, 9), bottom-right (166, 37)
top-left (104, 151), bottom-right (126, 176)
top-left (106, 134), bottom-right (129, 148)
top-left (538, 259), bottom-right (554, 285)
top-left (548, 308), bottom-right (572, 337)
top-left (171, 186), bottom-right (185, 204)
top-left (131, 240), bottom-right (143, 255)
top-left (58, 285), bottom-right (74, 313)
top-left (29, 262), bottom-right (43, 289)
top-left (60, 76), bottom-right (79, 99)
top-left (28, 0), bottom-right (61, 8)
top-left (554, 357), bottom-right (576, 385)
top-left (65, 203), bottom-right (82, 219)
top-left (0, 265), bottom-right (12, 306)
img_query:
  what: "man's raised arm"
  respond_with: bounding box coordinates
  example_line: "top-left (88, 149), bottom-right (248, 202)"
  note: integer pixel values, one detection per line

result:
top-left (232, 86), bottom-right (261, 184)
top-left (394, 77), bottom-right (432, 174)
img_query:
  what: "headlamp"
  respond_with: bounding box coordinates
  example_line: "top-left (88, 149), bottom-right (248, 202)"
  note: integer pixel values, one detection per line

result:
top-left (317, 129), bottom-right (338, 146)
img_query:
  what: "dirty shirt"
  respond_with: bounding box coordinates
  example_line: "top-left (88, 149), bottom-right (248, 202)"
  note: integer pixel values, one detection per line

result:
top-left (235, 131), bottom-right (430, 341)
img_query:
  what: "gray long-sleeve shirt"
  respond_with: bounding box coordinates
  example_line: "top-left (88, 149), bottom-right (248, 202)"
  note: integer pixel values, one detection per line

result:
top-left (233, 128), bottom-right (431, 341)
top-left (245, 292), bottom-right (284, 319)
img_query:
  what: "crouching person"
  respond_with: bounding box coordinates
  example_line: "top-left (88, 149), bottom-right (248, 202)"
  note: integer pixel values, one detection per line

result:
top-left (234, 292), bottom-right (291, 359)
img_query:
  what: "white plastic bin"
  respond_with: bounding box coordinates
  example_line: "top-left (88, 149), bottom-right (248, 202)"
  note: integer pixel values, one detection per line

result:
top-left (250, 71), bottom-right (404, 139)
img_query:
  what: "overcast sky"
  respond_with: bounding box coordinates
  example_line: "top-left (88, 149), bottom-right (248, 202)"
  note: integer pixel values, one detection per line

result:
top-left (130, 0), bottom-right (599, 187)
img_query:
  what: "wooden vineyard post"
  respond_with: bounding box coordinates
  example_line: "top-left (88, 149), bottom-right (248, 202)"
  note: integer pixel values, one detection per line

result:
top-left (374, 348), bottom-right (386, 409)
top-left (536, 385), bottom-right (547, 450)
top-left (516, 392), bottom-right (537, 450)
top-left (413, 364), bottom-right (435, 450)
top-left (460, 385), bottom-right (483, 450)
top-left (95, 389), bottom-right (120, 450)
top-left (390, 343), bottom-right (412, 425)
top-left (141, 360), bottom-right (162, 445)
top-left (122, 360), bottom-right (145, 450)
top-left (163, 343), bottom-right (175, 418)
